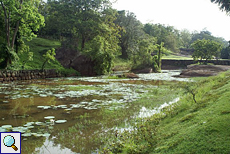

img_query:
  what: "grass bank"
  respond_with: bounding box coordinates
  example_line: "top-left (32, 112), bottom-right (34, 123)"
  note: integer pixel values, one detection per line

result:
top-left (21, 37), bottom-right (61, 69)
top-left (101, 71), bottom-right (230, 153)
top-left (19, 37), bottom-right (78, 75)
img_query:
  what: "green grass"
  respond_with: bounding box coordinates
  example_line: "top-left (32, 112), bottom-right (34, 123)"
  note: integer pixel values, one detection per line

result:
top-left (162, 54), bottom-right (193, 60)
top-left (113, 57), bottom-right (131, 71)
top-left (17, 37), bottom-right (79, 76)
top-left (20, 37), bottom-right (62, 70)
top-left (101, 71), bottom-right (230, 154)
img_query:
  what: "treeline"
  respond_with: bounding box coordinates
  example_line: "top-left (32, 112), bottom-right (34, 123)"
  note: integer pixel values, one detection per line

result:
top-left (0, 0), bottom-right (229, 74)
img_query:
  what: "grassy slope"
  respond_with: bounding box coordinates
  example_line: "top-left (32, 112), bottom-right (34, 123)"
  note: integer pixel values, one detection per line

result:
top-left (101, 71), bottom-right (230, 153)
top-left (20, 37), bottom-right (62, 70)
top-left (154, 73), bottom-right (230, 153)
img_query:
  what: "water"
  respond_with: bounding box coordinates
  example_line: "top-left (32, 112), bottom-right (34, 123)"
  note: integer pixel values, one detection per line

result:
top-left (0, 70), bottom-right (187, 153)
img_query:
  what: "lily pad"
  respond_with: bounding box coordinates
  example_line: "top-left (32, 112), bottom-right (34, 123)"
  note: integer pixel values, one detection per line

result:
top-left (57, 105), bottom-right (67, 108)
top-left (55, 120), bottom-right (67, 124)
top-left (1, 125), bottom-right (12, 129)
top-left (22, 133), bottom-right (32, 137)
top-left (44, 116), bottom-right (55, 120)
top-left (32, 133), bottom-right (43, 137)
top-left (35, 122), bottom-right (45, 126)
top-left (24, 122), bottom-right (34, 127)
top-left (42, 133), bottom-right (50, 137)
top-left (37, 106), bottom-right (45, 109)
top-left (0, 128), bottom-right (6, 132)
top-left (26, 126), bottom-right (34, 129)
top-left (12, 127), bottom-right (28, 133)
top-left (39, 94), bottom-right (47, 97)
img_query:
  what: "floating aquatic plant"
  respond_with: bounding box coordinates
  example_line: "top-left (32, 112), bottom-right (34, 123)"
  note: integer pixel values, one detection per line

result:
top-left (55, 120), bottom-right (67, 124)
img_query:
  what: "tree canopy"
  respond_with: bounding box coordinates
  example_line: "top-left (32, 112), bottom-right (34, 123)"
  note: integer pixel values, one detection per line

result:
top-left (211, 0), bottom-right (230, 12)
top-left (0, 0), bottom-right (229, 73)
top-left (0, 0), bottom-right (45, 68)
top-left (191, 39), bottom-right (222, 62)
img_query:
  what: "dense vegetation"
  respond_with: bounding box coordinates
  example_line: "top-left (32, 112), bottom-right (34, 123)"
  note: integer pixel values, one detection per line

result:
top-left (100, 71), bottom-right (230, 153)
top-left (0, 0), bottom-right (229, 74)
top-left (0, 0), bottom-right (230, 153)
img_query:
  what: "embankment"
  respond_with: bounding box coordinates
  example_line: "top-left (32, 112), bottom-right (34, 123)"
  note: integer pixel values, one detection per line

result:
top-left (162, 59), bottom-right (230, 69)
top-left (0, 69), bottom-right (61, 82)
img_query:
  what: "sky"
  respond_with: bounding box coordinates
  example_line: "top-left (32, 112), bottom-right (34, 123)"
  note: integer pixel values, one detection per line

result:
top-left (112, 0), bottom-right (230, 41)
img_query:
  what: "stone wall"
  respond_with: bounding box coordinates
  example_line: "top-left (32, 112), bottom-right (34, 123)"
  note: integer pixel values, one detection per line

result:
top-left (162, 59), bottom-right (230, 68)
top-left (0, 69), bottom-right (61, 82)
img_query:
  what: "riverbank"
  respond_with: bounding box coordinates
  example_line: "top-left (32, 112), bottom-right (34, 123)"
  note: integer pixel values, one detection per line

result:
top-left (101, 71), bottom-right (230, 153)
top-left (176, 65), bottom-right (230, 77)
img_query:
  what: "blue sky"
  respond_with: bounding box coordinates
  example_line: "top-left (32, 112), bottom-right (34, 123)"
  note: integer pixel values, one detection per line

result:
top-left (112, 0), bottom-right (230, 40)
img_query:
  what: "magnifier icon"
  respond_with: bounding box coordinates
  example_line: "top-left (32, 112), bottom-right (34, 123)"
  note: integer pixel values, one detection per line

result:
top-left (3, 135), bottom-right (18, 151)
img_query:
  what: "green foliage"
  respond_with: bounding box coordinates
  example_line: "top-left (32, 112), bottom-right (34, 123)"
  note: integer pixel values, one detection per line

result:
top-left (144, 23), bottom-right (181, 52)
top-left (131, 37), bottom-right (156, 69)
top-left (101, 71), bottom-right (230, 154)
top-left (41, 48), bottom-right (56, 70)
top-left (0, 0), bottom-right (45, 68)
top-left (211, 0), bottom-right (230, 13)
top-left (191, 39), bottom-right (222, 62)
top-left (221, 46), bottom-right (230, 59)
top-left (176, 82), bottom-right (199, 103)
top-left (191, 30), bottom-right (228, 47)
top-left (41, 0), bottom-right (111, 49)
top-left (57, 67), bottom-right (80, 77)
top-left (113, 56), bottom-right (132, 71)
top-left (180, 29), bottom-right (192, 49)
top-left (19, 37), bottom-right (61, 70)
top-left (115, 10), bottom-right (146, 59)
top-left (83, 35), bottom-right (117, 75)
top-left (131, 39), bottom-right (165, 73)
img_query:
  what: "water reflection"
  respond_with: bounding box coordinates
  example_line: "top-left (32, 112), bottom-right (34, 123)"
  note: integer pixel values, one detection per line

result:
top-left (0, 70), bottom-right (184, 153)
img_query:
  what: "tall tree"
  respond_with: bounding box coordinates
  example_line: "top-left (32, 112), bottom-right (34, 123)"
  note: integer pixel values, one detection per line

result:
top-left (180, 29), bottom-right (192, 49)
top-left (211, 0), bottom-right (230, 12)
top-left (41, 0), bottom-right (120, 75)
top-left (191, 30), bottom-right (228, 47)
top-left (115, 10), bottom-right (145, 59)
top-left (42, 0), bottom-right (111, 50)
top-left (143, 23), bottom-right (180, 52)
top-left (82, 8), bottom-right (120, 74)
top-left (0, 0), bottom-right (45, 68)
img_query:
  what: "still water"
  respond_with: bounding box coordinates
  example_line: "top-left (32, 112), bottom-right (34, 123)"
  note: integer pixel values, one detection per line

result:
top-left (0, 70), bottom-right (188, 154)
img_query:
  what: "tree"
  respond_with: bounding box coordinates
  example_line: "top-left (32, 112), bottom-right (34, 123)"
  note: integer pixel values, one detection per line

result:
top-left (0, 0), bottom-right (45, 68)
top-left (82, 8), bottom-right (120, 75)
top-left (41, 48), bottom-right (56, 71)
top-left (131, 36), bottom-right (156, 68)
top-left (211, 0), bottom-right (230, 12)
top-left (42, 0), bottom-right (111, 50)
top-left (180, 29), bottom-right (192, 49)
top-left (191, 39), bottom-right (222, 62)
top-left (221, 47), bottom-right (230, 59)
top-left (131, 35), bottom-right (165, 73)
top-left (191, 30), bottom-right (228, 47)
top-left (156, 42), bottom-right (164, 72)
top-left (115, 10), bottom-right (145, 59)
top-left (143, 23), bottom-right (180, 52)
top-left (221, 41), bottom-right (230, 59)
